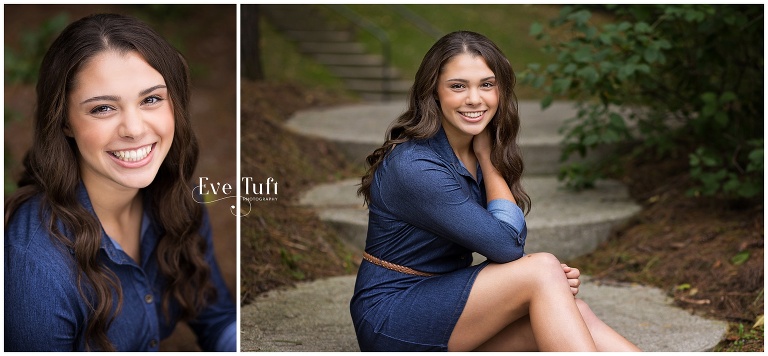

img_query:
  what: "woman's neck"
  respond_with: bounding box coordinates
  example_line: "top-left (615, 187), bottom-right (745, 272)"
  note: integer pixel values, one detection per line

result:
top-left (82, 174), bottom-right (144, 262)
top-left (442, 123), bottom-right (478, 179)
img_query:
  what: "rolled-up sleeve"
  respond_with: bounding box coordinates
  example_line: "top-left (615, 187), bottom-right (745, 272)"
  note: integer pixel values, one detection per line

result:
top-left (379, 148), bottom-right (526, 263)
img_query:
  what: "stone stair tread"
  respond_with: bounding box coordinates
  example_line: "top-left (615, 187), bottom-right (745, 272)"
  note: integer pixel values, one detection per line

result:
top-left (282, 30), bottom-right (353, 43)
top-left (298, 42), bottom-right (367, 54)
top-left (313, 53), bottom-right (385, 66)
top-left (299, 176), bottom-right (641, 260)
top-left (343, 78), bottom-right (412, 93)
top-left (359, 93), bottom-right (409, 102)
top-left (328, 65), bottom-right (402, 79)
top-left (285, 101), bottom-right (587, 174)
top-left (241, 275), bottom-right (727, 352)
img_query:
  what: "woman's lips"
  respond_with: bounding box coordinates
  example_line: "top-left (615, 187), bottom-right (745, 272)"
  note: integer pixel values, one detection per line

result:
top-left (107, 143), bottom-right (156, 168)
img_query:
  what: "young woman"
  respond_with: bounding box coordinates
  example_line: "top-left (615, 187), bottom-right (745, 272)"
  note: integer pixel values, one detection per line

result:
top-left (4, 13), bottom-right (236, 351)
top-left (350, 31), bottom-right (640, 352)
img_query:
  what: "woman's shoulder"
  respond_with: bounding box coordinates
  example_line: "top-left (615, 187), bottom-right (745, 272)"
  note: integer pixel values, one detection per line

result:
top-left (386, 138), bottom-right (447, 170)
top-left (377, 138), bottom-right (457, 193)
top-left (5, 194), bottom-right (72, 263)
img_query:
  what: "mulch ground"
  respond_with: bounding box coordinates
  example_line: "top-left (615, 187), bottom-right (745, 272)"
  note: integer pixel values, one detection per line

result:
top-left (568, 145), bottom-right (764, 351)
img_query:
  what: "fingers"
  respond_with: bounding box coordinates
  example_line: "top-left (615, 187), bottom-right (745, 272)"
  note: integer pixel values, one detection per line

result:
top-left (568, 278), bottom-right (580, 296)
top-left (562, 264), bottom-right (580, 296)
top-left (563, 266), bottom-right (580, 280)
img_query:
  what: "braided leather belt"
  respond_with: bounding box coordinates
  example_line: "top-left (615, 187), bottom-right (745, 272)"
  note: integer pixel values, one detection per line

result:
top-left (362, 251), bottom-right (438, 277)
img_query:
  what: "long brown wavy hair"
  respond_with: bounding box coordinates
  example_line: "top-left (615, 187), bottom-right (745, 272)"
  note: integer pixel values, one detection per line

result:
top-left (359, 31), bottom-right (531, 214)
top-left (4, 13), bottom-right (215, 351)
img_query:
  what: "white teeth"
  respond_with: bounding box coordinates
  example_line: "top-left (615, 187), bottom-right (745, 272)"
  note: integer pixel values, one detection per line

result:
top-left (111, 144), bottom-right (152, 162)
top-left (461, 111), bottom-right (483, 118)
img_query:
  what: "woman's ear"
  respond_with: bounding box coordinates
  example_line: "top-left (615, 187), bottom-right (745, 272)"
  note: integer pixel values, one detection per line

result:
top-left (63, 121), bottom-right (73, 137)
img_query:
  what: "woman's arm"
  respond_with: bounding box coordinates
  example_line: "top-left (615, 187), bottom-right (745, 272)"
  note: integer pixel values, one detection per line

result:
top-left (380, 145), bottom-right (526, 263)
top-left (473, 128), bottom-right (516, 205)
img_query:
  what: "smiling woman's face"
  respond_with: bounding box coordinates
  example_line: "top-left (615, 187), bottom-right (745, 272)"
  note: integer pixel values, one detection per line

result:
top-left (65, 50), bottom-right (175, 193)
top-left (436, 52), bottom-right (499, 143)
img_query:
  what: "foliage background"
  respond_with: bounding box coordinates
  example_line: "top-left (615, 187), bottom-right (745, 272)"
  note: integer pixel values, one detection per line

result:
top-left (4, 4), bottom-right (237, 351)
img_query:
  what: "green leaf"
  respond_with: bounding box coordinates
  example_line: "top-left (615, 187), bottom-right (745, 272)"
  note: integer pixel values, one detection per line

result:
top-left (552, 78), bottom-right (572, 93)
top-left (720, 91), bottom-right (737, 103)
top-left (714, 112), bottom-right (729, 126)
top-left (599, 33), bottom-right (613, 45)
top-left (530, 22), bottom-right (544, 37)
top-left (643, 47), bottom-right (659, 63)
top-left (577, 66), bottom-right (598, 84)
top-left (634, 22), bottom-right (651, 33)
top-left (609, 113), bottom-right (626, 129)
top-left (541, 95), bottom-right (553, 109)
top-left (731, 250), bottom-right (750, 266)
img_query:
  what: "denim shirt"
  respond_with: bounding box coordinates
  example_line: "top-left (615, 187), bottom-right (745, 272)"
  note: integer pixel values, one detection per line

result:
top-left (365, 126), bottom-right (527, 274)
top-left (4, 184), bottom-right (236, 351)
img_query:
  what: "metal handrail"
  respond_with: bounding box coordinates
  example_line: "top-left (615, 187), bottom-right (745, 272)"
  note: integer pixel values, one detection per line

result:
top-left (393, 4), bottom-right (443, 40)
top-left (325, 4), bottom-right (392, 101)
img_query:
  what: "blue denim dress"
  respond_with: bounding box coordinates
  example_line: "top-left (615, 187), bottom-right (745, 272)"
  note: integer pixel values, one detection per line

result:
top-left (5, 184), bottom-right (236, 351)
top-left (350, 127), bottom-right (527, 351)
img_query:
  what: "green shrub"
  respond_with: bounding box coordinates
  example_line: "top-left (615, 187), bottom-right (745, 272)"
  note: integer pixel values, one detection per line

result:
top-left (4, 13), bottom-right (69, 86)
top-left (523, 5), bottom-right (763, 199)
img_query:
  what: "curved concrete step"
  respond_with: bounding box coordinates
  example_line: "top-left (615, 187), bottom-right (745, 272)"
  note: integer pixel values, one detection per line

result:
top-left (285, 101), bottom-right (588, 175)
top-left (282, 30), bottom-right (353, 43)
top-left (328, 66), bottom-right (402, 79)
top-left (299, 176), bottom-right (641, 261)
top-left (298, 42), bottom-right (366, 55)
top-left (241, 275), bottom-right (727, 352)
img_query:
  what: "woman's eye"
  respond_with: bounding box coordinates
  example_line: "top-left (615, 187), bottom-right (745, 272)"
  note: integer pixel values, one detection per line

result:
top-left (143, 95), bottom-right (163, 105)
top-left (89, 105), bottom-right (114, 115)
top-left (482, 82), bottom-right (495, 88)
top-left (450, 83), bottom-right (465, 90)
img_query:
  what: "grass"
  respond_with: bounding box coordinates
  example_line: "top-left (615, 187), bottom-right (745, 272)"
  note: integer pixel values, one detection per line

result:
top-left (259, 18), bottom-right (352, 96)
top-left (264, 4), bottom-right (578, 99)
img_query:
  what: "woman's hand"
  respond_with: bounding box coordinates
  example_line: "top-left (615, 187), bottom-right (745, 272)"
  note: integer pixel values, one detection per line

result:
top-left (562, 264), bottom-right (581, 296)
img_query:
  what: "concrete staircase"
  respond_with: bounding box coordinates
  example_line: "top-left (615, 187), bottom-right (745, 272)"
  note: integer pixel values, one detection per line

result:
top-left (261, 4), bottom-right (411, 101)
top-left (242, 100), bottom-right (728, 352)
top-left (290, 100), bottom-right (642, 262)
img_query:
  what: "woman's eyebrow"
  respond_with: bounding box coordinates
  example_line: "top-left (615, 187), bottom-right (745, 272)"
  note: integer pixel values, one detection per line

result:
top-left (78, 85), bottom-right (167, 105)
top-left (80, 95), bottom-right (119, 104)
top-left (139, 84), bottom-right (167, 96)
top-left (445, 76), bottom-right (496, 82)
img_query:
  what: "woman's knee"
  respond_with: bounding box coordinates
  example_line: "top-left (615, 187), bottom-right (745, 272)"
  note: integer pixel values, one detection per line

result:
top-left (574, 298), bottom-right (599, 325)
top-left (523, 253), bottom-right (564, 278)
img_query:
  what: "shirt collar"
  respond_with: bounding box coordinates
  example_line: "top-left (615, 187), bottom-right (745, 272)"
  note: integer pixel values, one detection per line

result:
top-left (426, 125), bottom-right (483, 183)
top-left (75, 182), bottom-right (151, 265)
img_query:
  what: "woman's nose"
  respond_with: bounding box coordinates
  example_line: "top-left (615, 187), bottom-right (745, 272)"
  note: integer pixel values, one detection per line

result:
top-left (118, 109), bottom-right (146, 139)
top-left (465, 88), bottom-right (481, 105)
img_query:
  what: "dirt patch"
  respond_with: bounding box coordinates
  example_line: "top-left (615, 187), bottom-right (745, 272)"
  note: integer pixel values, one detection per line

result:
top-left (567, 147), bottom-right (764, 352)
top-left (239, 80), bottom-right (362, 304)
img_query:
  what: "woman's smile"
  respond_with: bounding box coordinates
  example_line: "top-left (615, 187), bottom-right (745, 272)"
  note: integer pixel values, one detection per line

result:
top-left (108, 142), bottom-right (157, 167)
top-left (458, 110), bottom-right (488, 123)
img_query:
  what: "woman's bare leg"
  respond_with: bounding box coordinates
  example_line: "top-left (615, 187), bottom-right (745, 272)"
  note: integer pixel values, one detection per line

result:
top-left (447, 253), bottom-right (597, 351)
top-left (575, 299), bottom-right (642, 351)
top-left (472, 299), bottom-right (641, 351)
